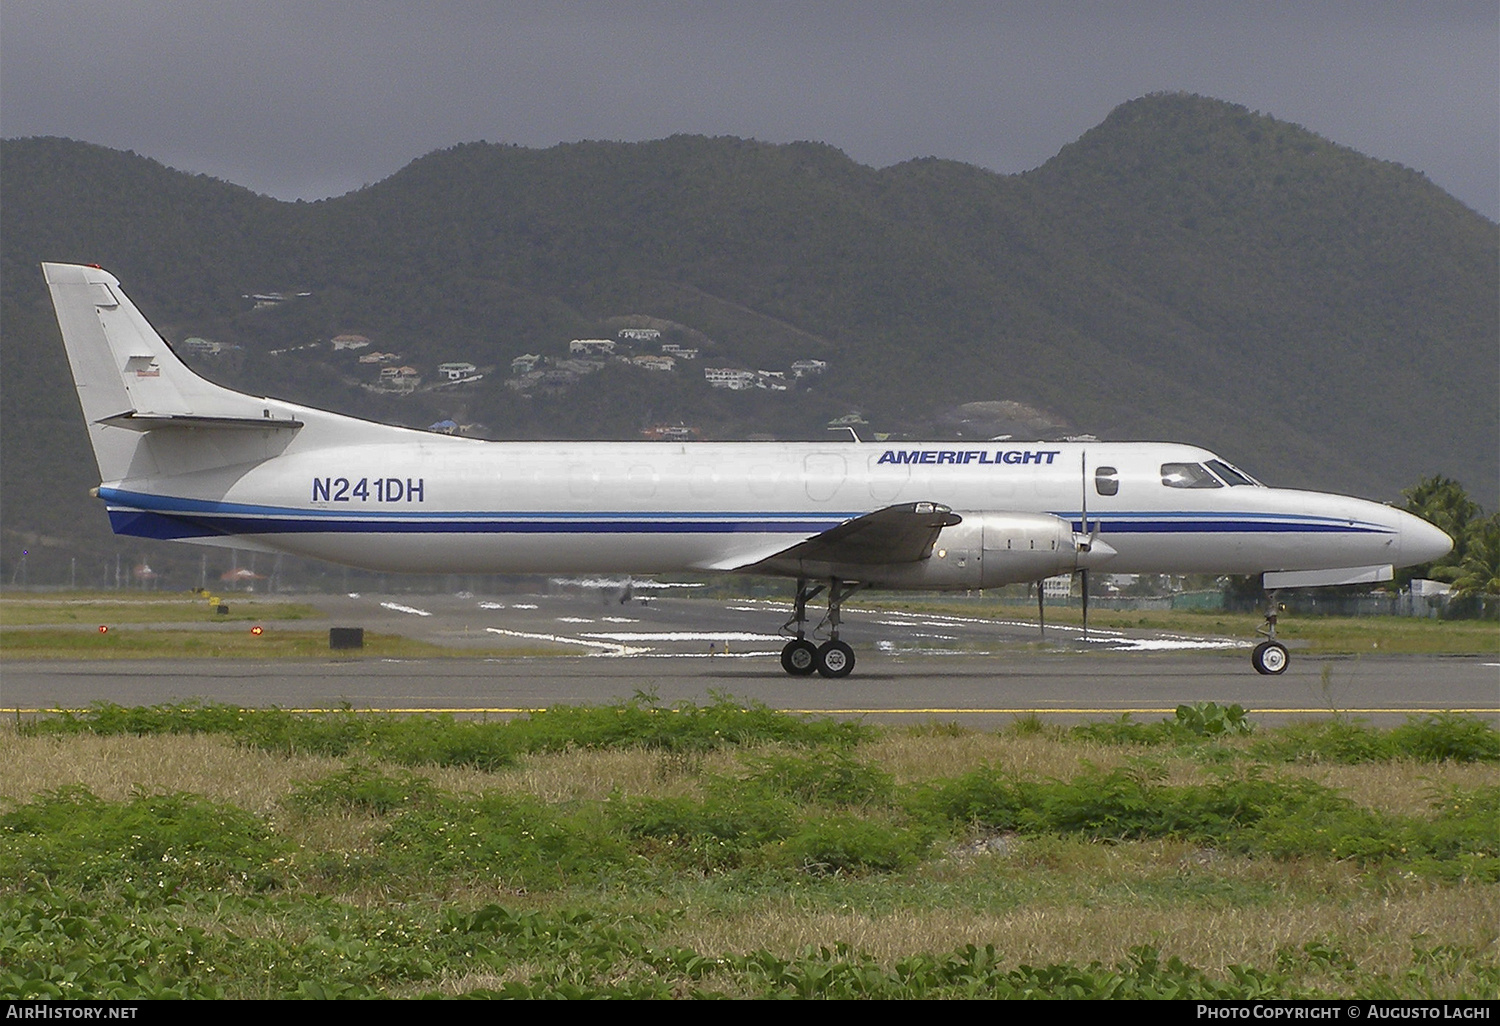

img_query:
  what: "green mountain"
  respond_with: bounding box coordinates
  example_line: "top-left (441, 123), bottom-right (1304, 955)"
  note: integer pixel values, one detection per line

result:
top-left (2, 93), bottom-right (1495, 586)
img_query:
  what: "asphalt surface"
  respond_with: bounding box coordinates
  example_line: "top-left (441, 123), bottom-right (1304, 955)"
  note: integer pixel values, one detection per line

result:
top-left (4, 589), bottom-right (1496, 725)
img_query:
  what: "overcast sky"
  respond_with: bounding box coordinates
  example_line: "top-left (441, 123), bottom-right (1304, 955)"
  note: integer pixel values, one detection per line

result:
top-left (3, 2), bottom-right (1496, 220)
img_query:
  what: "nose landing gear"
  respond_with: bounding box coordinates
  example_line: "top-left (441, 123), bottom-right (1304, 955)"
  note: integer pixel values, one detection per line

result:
top-left (1251, 600), bottom-right (1289, 675)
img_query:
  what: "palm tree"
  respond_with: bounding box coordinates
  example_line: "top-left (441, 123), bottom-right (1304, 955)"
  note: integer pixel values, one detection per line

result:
top-left (1452, 514), bottom-right (1500, 598)
top-left (1401, 476), bottom-right (1480, 582)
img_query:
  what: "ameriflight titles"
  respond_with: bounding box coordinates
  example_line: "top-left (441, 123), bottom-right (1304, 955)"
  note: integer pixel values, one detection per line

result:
top-left (875, 449), bottom-right (1062, 466)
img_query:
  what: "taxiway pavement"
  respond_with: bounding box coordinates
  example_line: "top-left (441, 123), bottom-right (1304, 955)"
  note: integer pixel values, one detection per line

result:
top-left (4, 590), bottom-right (1495, 725)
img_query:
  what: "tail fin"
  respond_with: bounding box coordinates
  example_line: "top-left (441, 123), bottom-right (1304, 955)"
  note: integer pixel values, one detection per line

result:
top-left (43, 263), bottom-right (303, 483)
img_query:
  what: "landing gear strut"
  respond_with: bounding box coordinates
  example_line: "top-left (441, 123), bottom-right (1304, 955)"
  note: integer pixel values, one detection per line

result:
top-left (779, 577), bottom-right (860, 678)
top-left (1251, 595), bottom-right (1289, 675)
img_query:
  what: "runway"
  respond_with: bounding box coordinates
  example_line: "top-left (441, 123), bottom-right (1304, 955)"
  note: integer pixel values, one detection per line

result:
top-left (4, 590), bottom-right (1496, 725)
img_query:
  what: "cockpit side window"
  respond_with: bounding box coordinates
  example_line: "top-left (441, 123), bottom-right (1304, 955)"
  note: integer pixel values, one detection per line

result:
top-left (1161, 462), bottom-right (1222, 488)
top-left (1094, 466), bottom-right (1119, 496)
top-left (1206, 459), bottom-right (1258, 486)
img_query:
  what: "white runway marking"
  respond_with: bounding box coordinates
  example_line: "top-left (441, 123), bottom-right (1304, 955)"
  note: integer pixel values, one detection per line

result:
top-left (380, 601), bottom-right (431, 616)
top-left (484, 627), bottom-right (646, 655)
top-left (581, 631), bottom-right (785, 643)
top-left (1089, 637), bottom-right (1248, 651)
top-left (549, 577), bottom-right (705, 589)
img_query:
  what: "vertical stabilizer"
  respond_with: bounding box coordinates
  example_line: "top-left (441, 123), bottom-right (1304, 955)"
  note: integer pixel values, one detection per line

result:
top-left (43, 262), bottom-right (298, 484)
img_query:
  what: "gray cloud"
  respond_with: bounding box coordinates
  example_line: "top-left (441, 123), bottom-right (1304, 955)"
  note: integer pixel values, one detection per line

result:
top-left (3, 2), bottom-right (1495, 218)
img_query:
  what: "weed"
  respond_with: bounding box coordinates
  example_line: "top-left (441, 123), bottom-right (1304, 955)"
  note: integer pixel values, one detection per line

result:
top-left (1251, 720), bottom-right (1389, 764)
top-left (1251, 715), bottom-right (1499, 765)
top-left (774, 814), bottom-right (931, 875)
top-left (732, 751), bottom-right (895, 807)
top-left (1068, 714), bottom-right (1187, 747)
top-left (1004, 714), bottom-right (1061, 739)
top-left (1175, 702), bottom-right (1254, 737)
top-left (24, 694), bottom-right (870, 768)
top-left (0, 786), bottom-right (291, 895)
top-left (286, 762), bottom-right (436, 815)
top-left (1387, 715), bottom-right (1500, 763)
top-left (378, 793), bottom-right (630, 888)
top-left (906, 720), bottom-right (971, 738)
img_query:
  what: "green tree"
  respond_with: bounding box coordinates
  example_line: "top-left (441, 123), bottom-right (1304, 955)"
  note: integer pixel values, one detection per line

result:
top-left (1401, 475), bottom-right (1480, 582)
top-left (1451, 513), bottom-right (1500, 598)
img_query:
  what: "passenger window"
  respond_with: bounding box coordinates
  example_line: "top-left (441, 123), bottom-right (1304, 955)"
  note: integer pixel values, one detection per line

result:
top-left (1161, 463), bottom-right (1222, 489)
top-left (1094, 466), bottom-right (1119, 496)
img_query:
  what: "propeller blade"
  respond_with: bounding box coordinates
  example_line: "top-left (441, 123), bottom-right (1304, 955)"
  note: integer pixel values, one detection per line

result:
top-left (1081, 569), bottom-right (1089, 640)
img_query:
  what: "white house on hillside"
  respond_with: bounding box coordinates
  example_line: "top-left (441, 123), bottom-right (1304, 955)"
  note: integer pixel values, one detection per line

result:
top-left (705, 367), bottom-right (756, 389)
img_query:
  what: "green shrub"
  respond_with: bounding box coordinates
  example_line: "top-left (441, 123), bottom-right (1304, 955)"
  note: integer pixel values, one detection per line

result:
top-left (907, 766), bottom-right (1354, 845)
top-left (378, 793), bottom-right (629, 887)
top-left (1003, 714), bottom-right (1061, 739)
top-left (773, 814), bottom-right (930, 874)
top-left (731, 751), bottom-right (895, 807)
top-left (1251, 715), bottom-right (1498, 765)
top-left (1175, 702), bottom-right (1254, 737)
top-left (503, 691), bottom-right (871, 753)
top-left (1387, 715), bottom-right (1499, 763)
top-left (0, 786), bottom-right (291, 895)
top-left (286, 762), bottom-right (436, 815)
top-left (1250, 719), bottom-right (1389, 764)
top-left (616, 792), bottom-right (798, 871)
top-left (0, 890), bottom-right (225, 998)
top-left (1067, 715), bottom-right (1188, 746)
top-left (25, 694), bottom-right (869, 768)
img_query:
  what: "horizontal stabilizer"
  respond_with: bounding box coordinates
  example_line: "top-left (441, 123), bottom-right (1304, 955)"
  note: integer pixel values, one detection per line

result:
top-left (1263, 564), bottom-right (1393, 589)
top-left (98, 412), bottom-right (304, 432)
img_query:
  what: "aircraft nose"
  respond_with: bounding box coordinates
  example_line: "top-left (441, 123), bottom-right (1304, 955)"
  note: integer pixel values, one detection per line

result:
top-left (1400, 513), bottom-right (1453, 567)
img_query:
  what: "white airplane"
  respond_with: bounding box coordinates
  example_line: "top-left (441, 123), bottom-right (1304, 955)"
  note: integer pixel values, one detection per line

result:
top-left (44, 262), bottom-right (1452, 677)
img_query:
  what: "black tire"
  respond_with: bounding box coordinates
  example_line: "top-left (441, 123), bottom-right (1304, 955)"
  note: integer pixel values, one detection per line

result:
top-left (816, 640), bottom-right (855, 678)
top-left (781, 639), bottom-right (818, 676)
top-left (1251, 640), bottom-right (1289, 675)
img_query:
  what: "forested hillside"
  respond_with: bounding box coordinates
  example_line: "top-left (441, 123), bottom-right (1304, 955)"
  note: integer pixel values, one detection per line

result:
top-left (2, 93), bottom-right (1495, 585)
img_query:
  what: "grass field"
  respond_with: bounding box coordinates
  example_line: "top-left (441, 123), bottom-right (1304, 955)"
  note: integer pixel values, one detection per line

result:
top-left (2, 698), bottom-right (1495, 999)
top-left (0, 627), bottom-right (476, 660)
top-left (0, 594), bottom-right (320, 626)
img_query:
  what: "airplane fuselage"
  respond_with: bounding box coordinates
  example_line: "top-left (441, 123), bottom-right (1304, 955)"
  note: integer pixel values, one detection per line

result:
top-left (99, 432), bottom-right (1429, 583)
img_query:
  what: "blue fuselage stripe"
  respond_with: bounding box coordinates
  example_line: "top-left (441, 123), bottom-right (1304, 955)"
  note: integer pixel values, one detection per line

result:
top-left (103, 489), bottom-right (1394, 543)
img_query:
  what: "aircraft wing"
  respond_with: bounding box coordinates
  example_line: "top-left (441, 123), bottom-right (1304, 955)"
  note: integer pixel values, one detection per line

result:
top-left (706, 502), bottom-right (962, 573)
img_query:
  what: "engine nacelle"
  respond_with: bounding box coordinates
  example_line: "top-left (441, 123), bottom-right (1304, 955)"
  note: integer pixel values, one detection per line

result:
top-left (858, 511), bottom-right (1086, 589)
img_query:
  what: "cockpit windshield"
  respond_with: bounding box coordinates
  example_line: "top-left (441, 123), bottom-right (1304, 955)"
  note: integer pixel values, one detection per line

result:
top-left (1206, 459), bottom-right (1260, 487)
top-left (1161, 463), bottom-right (1222, 489)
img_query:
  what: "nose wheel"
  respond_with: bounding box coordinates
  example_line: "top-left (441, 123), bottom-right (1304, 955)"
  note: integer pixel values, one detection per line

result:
top-left (1251, 640), bottom-right (1289, 675)
top-left (1252, 598), bottom-right (1289, 675)
top-left (779, 577), bottom-right (861, 677)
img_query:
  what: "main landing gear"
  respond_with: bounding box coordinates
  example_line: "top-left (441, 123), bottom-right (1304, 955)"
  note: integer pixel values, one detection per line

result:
top-left (780, 577), bottom-right (860, 678)
top-left (1251, 599), bottom-right (1290, 675)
